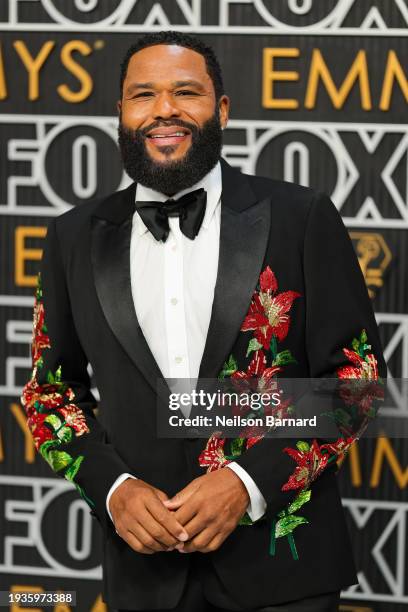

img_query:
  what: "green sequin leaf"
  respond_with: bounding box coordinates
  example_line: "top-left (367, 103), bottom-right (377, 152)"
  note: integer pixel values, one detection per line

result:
top-left (335, 408), bottom-right (353, 425)
top-left (39, 438), bottom-right (61, 460)
top-left (270, 336), bottom-right (278, 358)
top-left (286, 489), bottom-right (311, 515)
top-left (44, 413), bottom-right (62, 429)
top-left (246, 338), bottom-right (263, 357)
top-left (64, 455), bottom-right (84, 482)
top-left (47, 450), bottom-right (73, 472)
top-left (74, 482), bottom-right (96, 509)
top-left (366, 406), bottom-right (377, 418)
top-left (35, 273), bottom-right (42, 299)
top-left (230, 437), bottom-right (244, 457)
top-left (56, 425), bottom-right (73, 443)
top-left (218, 354), bottom-right (238, 380)
top-left (239, 512), bottom-right (254, 526)
top-left (273, 350), bottom-right (297, 366)
top-left (323, 407), bottom-right (352, 427)
top-left (296, 440), bottom-right (310, 452)
top-left (275, 515), bottom-right (309, 538)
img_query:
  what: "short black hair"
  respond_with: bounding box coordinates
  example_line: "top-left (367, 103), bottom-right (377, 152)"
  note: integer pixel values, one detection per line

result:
top-left (119, 30), bottom-right (224, 101)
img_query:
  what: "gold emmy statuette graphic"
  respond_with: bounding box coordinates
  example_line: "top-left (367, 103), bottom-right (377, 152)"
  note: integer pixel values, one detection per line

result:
top-left (350, 232), bottom-right (392, 299)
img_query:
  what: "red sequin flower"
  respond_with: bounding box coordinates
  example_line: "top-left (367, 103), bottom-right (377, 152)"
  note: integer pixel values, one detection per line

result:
top-left (31, 298), bottom-right (51, 365)
top-left (281, 440), bottom-right (330, 491)
top-left (337, 348), bottom-right (378, 380)
top-left (59, 404), bottom-right (90, 436)
top-left (198, 434), bottom-right (230, 472)
top-left (231, 349), bottom-right (282, 393)
top-left (241, 266), bottom-right (301, 348)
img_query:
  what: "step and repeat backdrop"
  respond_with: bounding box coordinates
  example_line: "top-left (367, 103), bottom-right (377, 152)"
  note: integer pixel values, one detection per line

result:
top-left (0, 1), bottom-right (407, 611)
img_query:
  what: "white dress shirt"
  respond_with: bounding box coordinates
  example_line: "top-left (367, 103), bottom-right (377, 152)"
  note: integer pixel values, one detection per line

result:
top-left (106, 161), bottom-right (267, 524)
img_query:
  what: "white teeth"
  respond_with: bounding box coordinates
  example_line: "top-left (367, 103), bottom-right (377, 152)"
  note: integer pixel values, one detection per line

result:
top-left (150, 132), bottom-right (186, 138)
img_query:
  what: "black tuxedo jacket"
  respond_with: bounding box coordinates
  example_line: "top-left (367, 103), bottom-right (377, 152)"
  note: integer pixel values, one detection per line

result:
top-left (22, 157), bottom-right (386, 610)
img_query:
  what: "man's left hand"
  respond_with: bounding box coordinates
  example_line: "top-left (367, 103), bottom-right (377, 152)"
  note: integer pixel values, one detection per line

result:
top-left (163, 468), bottom-right (249, 553)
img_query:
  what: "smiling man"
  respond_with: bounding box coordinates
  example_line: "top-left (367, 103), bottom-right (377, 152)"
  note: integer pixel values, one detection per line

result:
top-left (117, 41), bottom-right (228, 195)
top-left (22, 31), bottom-right (386, 612)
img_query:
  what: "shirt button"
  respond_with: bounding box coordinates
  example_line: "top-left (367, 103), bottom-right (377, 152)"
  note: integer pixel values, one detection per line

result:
top-left (171, 298), bottom-right (178, 305)
top-left (175, 356), bottom-right (183, 364)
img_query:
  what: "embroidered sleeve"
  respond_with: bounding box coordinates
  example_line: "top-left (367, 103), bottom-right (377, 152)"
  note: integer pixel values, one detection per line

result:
top-left (20, 272), bottom-right (96, 509)
top-left (274, 328), bottom-right (384, 558)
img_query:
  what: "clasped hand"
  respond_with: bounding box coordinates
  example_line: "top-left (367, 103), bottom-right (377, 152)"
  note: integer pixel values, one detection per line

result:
top-left (109, 468), bottom-right (249, 554)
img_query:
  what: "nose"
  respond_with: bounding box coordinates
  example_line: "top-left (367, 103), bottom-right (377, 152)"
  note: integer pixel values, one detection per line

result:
top-left (152, 91), bottom-right (181, 120)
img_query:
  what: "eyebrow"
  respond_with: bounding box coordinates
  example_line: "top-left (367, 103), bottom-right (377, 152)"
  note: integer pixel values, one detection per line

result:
top-left (125, 80), bottom-right (206, 95)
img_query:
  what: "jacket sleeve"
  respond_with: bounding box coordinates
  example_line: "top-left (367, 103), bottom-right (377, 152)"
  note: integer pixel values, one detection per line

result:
top-left (20, 217), bottom-right (134, 532)
top-left (232, 191), bottom-right (387, 519)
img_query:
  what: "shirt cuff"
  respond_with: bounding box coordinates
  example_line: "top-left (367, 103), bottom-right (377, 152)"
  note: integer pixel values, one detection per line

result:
top-left (106, 472), bottom-right (137, 524)
top-left (226, 462), bottom-right (267, 522)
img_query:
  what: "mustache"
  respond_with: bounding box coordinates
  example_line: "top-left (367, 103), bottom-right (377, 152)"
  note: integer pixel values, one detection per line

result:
top-left (136, 119), bottom-right (199, 137)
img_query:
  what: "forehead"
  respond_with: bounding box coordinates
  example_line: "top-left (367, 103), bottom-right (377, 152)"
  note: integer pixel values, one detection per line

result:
top-left (124, 44), bottom-right (212, 87)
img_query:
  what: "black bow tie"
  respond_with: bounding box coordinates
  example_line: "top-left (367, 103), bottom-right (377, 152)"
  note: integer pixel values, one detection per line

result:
top-left (135, 188), bottom-right (207, 242)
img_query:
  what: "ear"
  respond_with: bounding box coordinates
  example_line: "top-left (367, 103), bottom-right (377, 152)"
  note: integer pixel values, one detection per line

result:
top-left (218, 94), bottom-right (230, 131)
top-left (116, 100), bottom-right (122, 115)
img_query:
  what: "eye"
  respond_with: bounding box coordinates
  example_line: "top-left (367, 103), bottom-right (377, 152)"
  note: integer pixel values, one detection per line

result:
top-left (176, 90), bottom-right (198, 96)
top-left (133, 92), bottom-right (154, 98)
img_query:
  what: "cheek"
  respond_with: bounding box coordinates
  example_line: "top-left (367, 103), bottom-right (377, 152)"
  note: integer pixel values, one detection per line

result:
top-left (179, 102), bottom-right (212, 120)
top-left (121, 104), bottom-right (149, 127)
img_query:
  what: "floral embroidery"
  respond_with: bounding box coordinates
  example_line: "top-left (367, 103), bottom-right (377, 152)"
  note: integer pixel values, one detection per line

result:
top-left (199, 265), bottom-right (300, 524)
top-left (20, 272), bottom-right (95, 509)
top-left (281, 439), bottom-right (330, 492)
top-left (231, 350), bottom-right (282, 392)
top-left (337, 329), bottom-right (378, 381)
top-left (275, 328), bottom-right (383, 559)
top-left (241, 266), bottom-right (301, 347)
top-left (270, 489), bottom-right (311, 558)
top-left (198, 266), bottom-right (383, 560)
top-left (198, 434), bottom-right (230, 472)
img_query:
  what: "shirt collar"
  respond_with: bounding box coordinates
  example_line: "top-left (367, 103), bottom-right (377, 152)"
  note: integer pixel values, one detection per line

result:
top-left (134, 160), bottom-right (222, 237)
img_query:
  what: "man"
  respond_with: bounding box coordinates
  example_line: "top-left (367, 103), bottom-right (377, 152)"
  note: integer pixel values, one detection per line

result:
top-left (21, 31), bottom-right (386, 612)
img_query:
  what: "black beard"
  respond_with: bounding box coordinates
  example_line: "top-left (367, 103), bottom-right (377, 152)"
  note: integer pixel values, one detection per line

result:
top-left (117, 112), bottom-right (223, 196)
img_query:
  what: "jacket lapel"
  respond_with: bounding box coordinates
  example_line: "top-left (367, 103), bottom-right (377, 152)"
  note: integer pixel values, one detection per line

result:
top-left (90, 159), bottom-right (271, 401)
top-left (197, 159), bottom-right (271, 381)
top-left (90, 182), bottom-right (171, 405)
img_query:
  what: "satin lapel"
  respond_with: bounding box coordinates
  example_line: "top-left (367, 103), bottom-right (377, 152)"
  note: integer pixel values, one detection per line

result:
top-left (90, 185), bottom-right (170, 405)
top-left (197, 196), bottom-right (271, 382)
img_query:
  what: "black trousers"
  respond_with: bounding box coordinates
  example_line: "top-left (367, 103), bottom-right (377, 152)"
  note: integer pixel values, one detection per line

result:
top-left (116, 553), bottom-right (341, 612)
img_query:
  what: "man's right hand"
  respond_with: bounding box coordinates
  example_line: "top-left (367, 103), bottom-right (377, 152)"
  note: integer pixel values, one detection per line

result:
top-left (109, 478), bottom-right (189, 554)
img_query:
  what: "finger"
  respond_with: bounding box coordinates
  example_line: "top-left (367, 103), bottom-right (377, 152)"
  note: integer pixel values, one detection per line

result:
top-left (181, 527), bottom-right (218, 553)
top-left (173, 495), bottom-right (201, 526)
top-left (137, 506), bottom-right (180, 548)
top-left (122, 529), bottom-right (155, 555)
top-left (155, 489), bottom-right (169, 503)
top-left (199, 533), bottom-right (225, 554)
top-left (179, 511), bottom-right (211, 541)
top-left (129, 521), bottom-right (169, 553)
top-left (146, 496), bottom-right (189, 542)
top-left (163, 482), bottom-right (199, 509)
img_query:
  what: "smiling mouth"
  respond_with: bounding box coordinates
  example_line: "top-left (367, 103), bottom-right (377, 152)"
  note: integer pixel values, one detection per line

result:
top-left (146, 128), bottom-right (191, 147)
